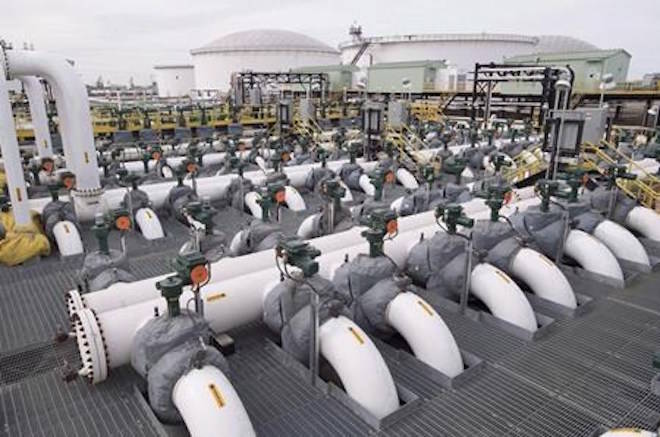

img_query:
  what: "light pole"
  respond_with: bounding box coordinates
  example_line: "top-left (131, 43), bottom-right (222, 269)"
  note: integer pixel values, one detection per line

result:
top-left (599, 73), bottom-right (615, 108)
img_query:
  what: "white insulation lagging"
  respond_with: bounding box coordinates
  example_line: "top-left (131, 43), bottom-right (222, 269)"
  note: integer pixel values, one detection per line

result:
top-left (320, 316), bottom-right (400, 418)
top-left (510, 248), bottom-right (577, 309)
top-left (563, 229), bottom-right (624, 281)
top-left (625, 206), bottom-right (660, 241)
top-left (592, 220), bottom-right (650, 266)
top-left (385, 292), bottom-right (464, 377)
top-left (52, 220), bottom-right (84, 256)
top-left (172, 365), bottom-right (256, 437)
top-left (20, 76), bottom-right (53, 158)
top-left (470, 263), bottom-right (538, 332)
top-left (65, 186), bottom-right (543, 317)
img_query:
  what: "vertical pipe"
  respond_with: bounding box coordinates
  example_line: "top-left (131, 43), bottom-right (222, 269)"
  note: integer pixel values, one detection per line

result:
top-left (20, 76), bottom-right (53, 158)
top-left (0, 50), bottom-right (31, 225)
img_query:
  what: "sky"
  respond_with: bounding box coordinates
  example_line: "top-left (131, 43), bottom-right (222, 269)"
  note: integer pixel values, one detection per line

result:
top-left (2, 0), bottom-right (658, 85)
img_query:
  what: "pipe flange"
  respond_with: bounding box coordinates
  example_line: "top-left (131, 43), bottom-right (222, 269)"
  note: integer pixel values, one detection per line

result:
top-left (72, 186), bottom-right (105, 197)
top-left (65, 288), bottom-right (85, 320)
top-left (71, 308), bottom-right (108, 384)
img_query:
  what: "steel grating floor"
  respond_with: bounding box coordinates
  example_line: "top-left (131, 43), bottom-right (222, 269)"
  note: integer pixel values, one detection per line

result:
top-left (2, 205), bottom-right (660, 435)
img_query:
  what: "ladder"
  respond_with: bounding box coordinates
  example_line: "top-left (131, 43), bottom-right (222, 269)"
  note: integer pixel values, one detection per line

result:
top-left (581, 140), bottom-right (660, 209)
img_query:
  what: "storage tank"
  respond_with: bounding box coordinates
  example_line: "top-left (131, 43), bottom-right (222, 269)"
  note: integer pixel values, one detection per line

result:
top-left (340, 32), bottom-right (599, 76)
top-left (153, 65), bottom-right (195, 98)
top-left (191, 29), bottom-right (341, 92)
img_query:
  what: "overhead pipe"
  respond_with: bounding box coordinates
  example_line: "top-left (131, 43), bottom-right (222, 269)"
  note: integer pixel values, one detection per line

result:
top-left (172, 365), bottom-right (256, 437)
top-left (19, 76), bottom-right (53, 158)
top-left (0, 49), bottom-right (31, 225)
top-left (5, 49), bottom-right (101, 193)
top-left (66, 188), bottom-right (539, 317)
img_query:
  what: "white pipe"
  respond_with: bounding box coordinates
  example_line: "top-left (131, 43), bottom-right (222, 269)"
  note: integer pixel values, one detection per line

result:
top-left (625, 206), bottom-right (660, 241)
top-left (6, 50), bottom-right (100, 191)
top-left (470, 263), bottom-right (538, 332)
top-left (385, 292), bottom-right (463, 377)
top-left (600, 430), bottom-right (656, 437)
top-left (564, 230), bottom-right (624, 281)
top-left (19, 76), bottom-right (53, 158)
top-left (338, 180), bottom-right (353, 202)
top-left (510, 248), bottom-right (577, 308)
top-left (297, 214), bottom-right (318, 239)
top-left (65, 188), bottom-right (539, 317)
top-left (592, 220), bottom-right (650, 266)
top-left (390, 196), bottom-right (404, 214)
top-left (359, 174), bottom-right (375, 196)
top-left (395, 168), bottom-right (419, 190)
top-left (284, 185), bottom-right (306, 211)
top-left (319, 315), bottom-right (399, 419)
top-left (243, 192), bottom-right (262, 219)
top-left (0, 52), bottom-right (30, 225)
top-left (172, 365), bottom-right (256, 437)
top-left (229, 230), bottom-right (245, 254)
top-left (52, 220), bottom-right (84, 256)
top-left (134, 208), bottom-right (164, 240)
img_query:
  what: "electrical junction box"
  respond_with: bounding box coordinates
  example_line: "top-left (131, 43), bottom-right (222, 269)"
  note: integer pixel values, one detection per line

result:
top-left (576, 108), bottom-right (609, 144)
top-left (387, 100), bottom-right (409, 129)
top-left (546, 110), bottom-right (586, 156)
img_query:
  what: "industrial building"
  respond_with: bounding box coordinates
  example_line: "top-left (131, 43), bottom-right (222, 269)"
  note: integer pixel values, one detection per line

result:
top-left (503, 49), bottom-right (632, 93)
top-left (153, 64), bottom-right (195, 98)
top-left (190, 29), bottom-right (341, 92)
top-left (366, 60), bottom-right (446, 93)
top-left (292, 64), bottom-right (357, 92)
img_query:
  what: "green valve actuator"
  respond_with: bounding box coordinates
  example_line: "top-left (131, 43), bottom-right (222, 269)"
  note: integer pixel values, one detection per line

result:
top-left (435, 204), bottom-right (474, 234)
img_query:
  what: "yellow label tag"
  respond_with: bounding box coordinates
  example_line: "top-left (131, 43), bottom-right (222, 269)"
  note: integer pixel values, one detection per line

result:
top-left (84, 152), bottom-right (90, 164)
top-left (145, 210), bottom-right (152, 219)
top-left (417, 300), bottom-right (434, 316)
top-left (63, 224), bottom-right (70, 234)
top-left (495, 269), bottom-right (511, 284)
top-left (208, 383), bottom-right (225, 408)
top-left (43, 140), bottom-right (49, 149)
top-left (15, 188), bottom-right (22, 202)
top-left (348, 326), bottom-right (364, 345)
top-left (206, 292), bottom-right (227, 303)
top-left (538, 253), bottom-right (553, 267)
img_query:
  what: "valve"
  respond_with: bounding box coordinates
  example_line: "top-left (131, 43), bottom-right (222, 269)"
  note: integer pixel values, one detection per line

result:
top-left (185, 197), bottom-right (218, 235)
top-left (92, 213), bottom-right (111, 255)
top-left (60, 171), bottom-right (76, 190)
top-left (369, 167), bottom-right (395, 201)
top-left (535, 179), bottom-right (569, 212)
top-left (474, 182), bottom-right (513, 222)
top-left (605, 164), bottom-right (637, 190)
top-left (275, 237), bottom-right (321, 278)
top-left (316, 147), bottom-right (328, 168)
top-left (110, 208), bottom-right (132, 232)
top-left (442, 156), bottom-right (468, 185)
top-left (359, 207), bottom-right (398, 257)
top-left (156, 276), bottom-right (184, 318)
top-left (490, 153), bottom-right (512, 174)
top-left (257, 181), bottom-right (286, 222)
top-left (558, 168), bottom-right (586, 203)
top-left (435, 203), bottom-right (474, 234)
top-left (348, 141), bottom-right (361, 164)
top-left (170, 251), bottom-right (209, 289)
top-left (419, 164), bottom-right (436, 186)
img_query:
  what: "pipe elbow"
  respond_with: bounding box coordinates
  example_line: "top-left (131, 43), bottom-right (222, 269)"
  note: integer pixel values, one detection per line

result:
top-left (470, 263), bottom-right (538, 332)
top-left (625, 206), bottom-right (660, 241)
top-left (319, 315), bottom-right (399, 418)
top-left (358, 174), bottom-right (376, 196)
top-left (284, 185), bottom-right (306, 212)
top-left (396, 168), bottom-right (419, 190)
top-left (385, 292), bottom-right (463, 377)
top-left (592, 219), bottom-right (650, 266)
top-left (243, 192), bottom-right (263, 219)
top-left (52, 220), bottom-right (84, 256)
top-left (297, 214), bottom-right (319, 239)
top-left (135, 208), bottom-right (164, 240)
top-left (564, 229), bottom-right (624, 281)
top-left (173, 365), bottom-right (256, 437)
